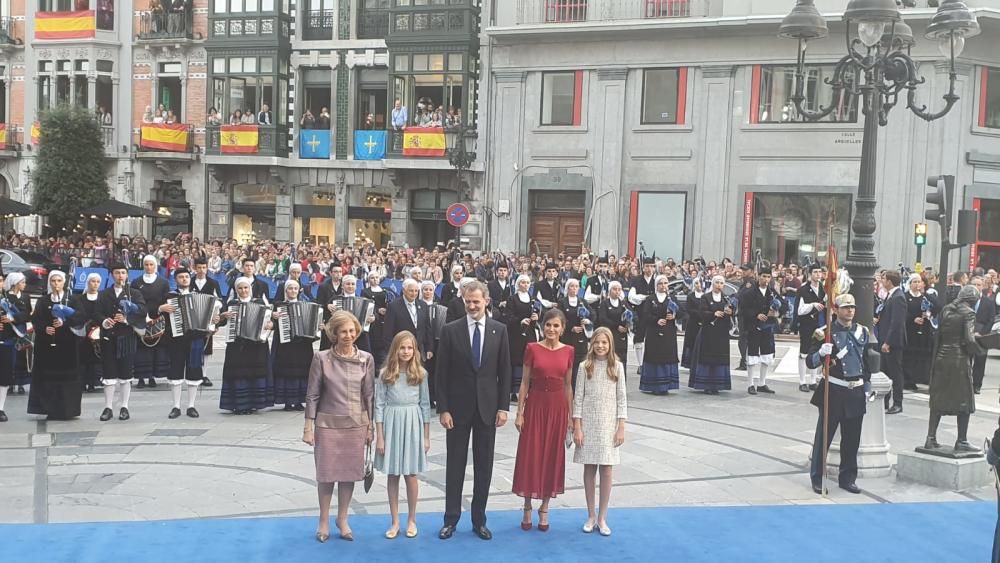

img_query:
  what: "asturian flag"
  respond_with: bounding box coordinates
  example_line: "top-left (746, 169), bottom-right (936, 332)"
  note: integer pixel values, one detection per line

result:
top-left (354, 130), bottom-right (386, 160)
top-left (299, 129), bottom-right (332, 159)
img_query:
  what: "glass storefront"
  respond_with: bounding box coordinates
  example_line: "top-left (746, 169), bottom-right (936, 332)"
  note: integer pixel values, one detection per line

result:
top-left (293, 187), bottom-right (336, 244)
top-left (349, 190), bottom-right (392, 247)
top-left (632, 192), bottom-right (685, 260)
top-left (972, 198), bottom-right (1000, 270)
top-left (232, 184), bottom-right (277, 243)
top-left (750, 192), bottom-right (851, 266)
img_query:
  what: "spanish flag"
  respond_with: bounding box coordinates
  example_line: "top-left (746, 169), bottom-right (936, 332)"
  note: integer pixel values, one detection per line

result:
top-left (402, 127), bottom-right (446, 157)
top-left (35, 10), bottom-right (96, 40)
top-left (220, 125), bottom-right (258, 154)
top-left (31, 122), bottom-right (40, 145)
top-left (0, 124), bottom-right (7, 146)
top-left (140, 123), bottom-right (189, 152)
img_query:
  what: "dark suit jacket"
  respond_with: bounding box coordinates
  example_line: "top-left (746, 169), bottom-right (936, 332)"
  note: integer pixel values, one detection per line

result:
top-left (975, 294), bottom-right (997, 335)
top-left (192, 276), bottom-right (223, 298)
top-left (435, 316), bottom-right (511, 426)
top-left (383, 297), bottom-right (433, 354)
top-left (316, 280), bottom-right (344, 321)
top-left (879, 287), bottom-right (908, 350)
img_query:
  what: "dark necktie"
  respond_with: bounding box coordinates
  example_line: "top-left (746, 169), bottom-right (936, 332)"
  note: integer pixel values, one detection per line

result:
top-left (472, 321), bottom-right (481, 370)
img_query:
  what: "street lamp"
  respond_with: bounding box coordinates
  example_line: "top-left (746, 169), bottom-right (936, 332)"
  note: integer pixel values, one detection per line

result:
top-left (447, 124), bottom-right (476, 199)
top-left (778, 0), bottom-right (979, 328)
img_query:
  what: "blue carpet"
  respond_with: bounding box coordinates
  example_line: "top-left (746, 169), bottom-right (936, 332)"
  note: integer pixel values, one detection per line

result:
top-left (5, 502), bottom-right (994, 563)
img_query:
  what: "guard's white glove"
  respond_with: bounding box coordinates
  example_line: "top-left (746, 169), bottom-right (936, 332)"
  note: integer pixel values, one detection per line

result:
top-left (818, 342), bottom-right (834, 357)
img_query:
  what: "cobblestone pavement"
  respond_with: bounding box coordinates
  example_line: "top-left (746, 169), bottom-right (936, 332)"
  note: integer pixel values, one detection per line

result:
top-left (2, 336), bottom-right (998, 524)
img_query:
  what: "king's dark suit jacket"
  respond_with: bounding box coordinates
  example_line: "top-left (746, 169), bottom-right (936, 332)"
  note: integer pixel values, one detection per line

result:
top-left (878, 287), bottom-right (908, 351)
top-left (435, 316), bottom-right (512, 427)
top-left (383, 297), bottom-right (433, 354)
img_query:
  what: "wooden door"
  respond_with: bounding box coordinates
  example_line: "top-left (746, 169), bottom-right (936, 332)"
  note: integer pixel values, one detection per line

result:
top-left (529, 213), bottom-right (584, 255)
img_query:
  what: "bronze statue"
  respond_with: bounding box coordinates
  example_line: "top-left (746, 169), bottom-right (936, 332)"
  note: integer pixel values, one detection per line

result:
top-left (918, 285), bottom-right (985, 458)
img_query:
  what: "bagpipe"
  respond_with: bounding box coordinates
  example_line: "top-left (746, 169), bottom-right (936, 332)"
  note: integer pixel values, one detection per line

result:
top-left (758, 295), bottom-right (784, 334)
top-left (1, 296), bottom-right (34, 351)
top-left (920, 296), bottom-right (939, 331)
top-left (577, 302), bottom-right (594, 339)
top-left (46, 299), bottom-right (76, 347)
top-left (710, 294), bottom-right (739, 326)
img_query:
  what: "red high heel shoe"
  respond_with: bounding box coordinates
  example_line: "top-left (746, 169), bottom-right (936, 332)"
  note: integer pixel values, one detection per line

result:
top-left (520, 508), bottom-right (532, 531)
top-left (538, 509), bottom-right (549, 532)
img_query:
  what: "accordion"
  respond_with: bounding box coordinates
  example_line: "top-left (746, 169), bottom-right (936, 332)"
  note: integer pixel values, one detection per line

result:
top-left (278, 301), bottom-right (323, 343)
top-left (169, 293), bottom-right (222, 337)
top-left (428, 303), bottom-right (449, 340)
top-left (226, 301), bottom-right (272, 343)
top-left (337, 296), bottom-right (376, 333)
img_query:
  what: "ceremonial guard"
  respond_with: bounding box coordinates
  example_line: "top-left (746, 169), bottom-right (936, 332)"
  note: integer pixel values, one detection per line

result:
top-left (271, 279), bottom-right (312, 412)
top-left (0, 273), bottom-right (32, 421)
top-left (740, 264), bottom-right (786, 395)
top-left (638, 275), bottom-right (679, 395)
top-left (627, 256), bottom-right (656, 375)
top-left (558, 278), bottom-right (592, 389)
top-left (192, 257), bottom-right (222, 387)
top-left (132, 255), bottom-right (170, 388)
top-left (596, 281), bottom-right (630, 371)
top-left (795, 263), bottom-right (826, 393)
top-left (902, 273), bottom-right (937, 390)
top-left (316, 264), bottom-right (345, 351)
top-left (362, 272), bottom-right (390, 371)
top-left (506, 274), bottom-right (539, 403)
top-left (688, 276), bottom-right (733, 395)
top-left (159, 268), bottom-right (207, 419)
top-left (27, 271), bottom-right (84, 420)
top-left (806, 293), bottom-right (870, 495)
top-left (72, 273), bottom-right (105, 393)
top-left (487, 262), bottom-right (513, 323)
top-left (219, 277), bottom-right (274, 415)
top-left (96, 264), bottom-right (147, 422)
top-left (533, 263), bottom-right (561, 306)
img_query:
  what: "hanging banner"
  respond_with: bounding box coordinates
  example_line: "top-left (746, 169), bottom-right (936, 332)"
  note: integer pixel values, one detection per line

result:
top-left (402, 127), bottom-right (446, 157)
top-left (741, 192), bottom-right (754, 265)
top-left (140, 123), bottom-right (190, 152)
top-left (35, 10), bottom-right (96, 40)
top-left (220, 124), bottom-right (259, 154)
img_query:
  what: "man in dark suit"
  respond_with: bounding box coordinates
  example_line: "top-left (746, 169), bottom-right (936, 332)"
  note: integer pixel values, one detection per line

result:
top-left (436, 280), bottom-right (511, 541)
top-left (878, 270), bottom-right (907, 414)
top-left (191, 257), bottom-right (222, 387)
top-left (971, 275), bottom-right (997, 394)
top-left (316, 264), bottom-right (344, 350)
top-left (487, 263), bottom-right (513, 324)
top-left (383, 278), bottom-right (433, 361)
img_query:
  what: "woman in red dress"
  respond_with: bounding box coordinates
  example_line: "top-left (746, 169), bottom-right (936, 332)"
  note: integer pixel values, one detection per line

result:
top-left (513, 308), bottom-right (574, 532)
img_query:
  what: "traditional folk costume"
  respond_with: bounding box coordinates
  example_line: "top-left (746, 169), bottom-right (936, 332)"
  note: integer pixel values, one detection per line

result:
top-left (0, 273), bottom-right (32, 421)
top-left (27, 271), bottom-right (83, 420)
top-left (506, 277), bottom-right (539, 402)
top-left (639, 281), bottom-right (680, 395)
top-left (558, 290), bottom-right (592, 390)
top-left (796, 266), bottom-right (826, 392)
top-left (688, 287), bottom-right (734, 394)
top-left (595, 285), bottom-right (630, 371)
top-left (219, 278), bottom-right (273, 414)
top-left (627, 258), bottom-right (657, 374)
top-left (96, 273), bottom-right (148, 421)
top-left (270, 282), bottom-right (313, 411)
top-left (131, 258), bottom-right (171, 387)
top-left (740, 268), bottom-right (787, 394)
top-left (162, 271), bottom-right (207, 419)
top-left (71, 274), bottom-right (105, 392)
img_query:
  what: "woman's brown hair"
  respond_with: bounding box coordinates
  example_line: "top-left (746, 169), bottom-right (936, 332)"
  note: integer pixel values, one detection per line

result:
top-left (582, 326), bottom-right (619, 381)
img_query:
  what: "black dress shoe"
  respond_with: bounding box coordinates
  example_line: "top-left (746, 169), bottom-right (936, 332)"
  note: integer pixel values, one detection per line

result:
top-left (808, 384), bottom-right (817, 391)
top-left (757, 385), bottom-right (775, 394)
top-left (886, 405), bottom-right (903, 415)
top-left (168, 407), bottom-right (182, 419)
top-left (0, 410), bottom-right (7, 422)
top-left (438, 525), bottom-right (456, 540)
top-left (119, 407), bottom-right (130, 421)
top-left (293, 404), bottom-right (305, 412)
top-left (100, 408), bottom-right (114, 422)
top-left (974, 387), bottom-right (982, 395)
top-left (137, 379), bottom-right (146, 389)
top-left (147, 378), bottom-right (157, 388)
top-left (201, 378), bottom-right (214, 388)
top-left (811, 483), bottom-right (827, 495)
top-left (799, 384), bottom-right (810, 393)
top-left (839, 483), bottom-right (862, 494)
top-left (736, 363), bottom-right (747, 371)
top-left (186, 407), bottom-right (200, 418)
top-left (747, 385), bottom-right (758, 395)
top-left (473, 525), bottom-right (492, 540)
top-left (283, 404), bottom-right (294, 412)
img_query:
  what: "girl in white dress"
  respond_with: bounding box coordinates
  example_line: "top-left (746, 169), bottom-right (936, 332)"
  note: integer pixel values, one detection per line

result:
top-left (572, 327), bottom-right (627, 537)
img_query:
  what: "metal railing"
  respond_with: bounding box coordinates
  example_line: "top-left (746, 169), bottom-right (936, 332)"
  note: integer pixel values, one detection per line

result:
top-left (138, 10), bottom-right (194, 40)
top-left (301, 9), bottom-right (334, 40)
top-left (357, 6), bottom-right (390, 39)
top-left (511, 0), bottom-right (708, 25)
top-left (0, 16), bottom-right (20, 45)
top-left (205, 124), bottom-right (289, 157)
top-left (0, 124), bottom-right (17, 150)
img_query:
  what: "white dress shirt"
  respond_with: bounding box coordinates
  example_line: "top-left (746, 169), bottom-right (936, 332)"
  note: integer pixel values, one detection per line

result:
top-left (467, 314), bottom-right (485, 361)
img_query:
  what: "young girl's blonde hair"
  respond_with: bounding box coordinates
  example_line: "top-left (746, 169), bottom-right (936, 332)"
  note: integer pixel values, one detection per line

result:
top-left (583, 326), bottom-right (619, 381)
top-left (381, 330), bottom-right (427, 386)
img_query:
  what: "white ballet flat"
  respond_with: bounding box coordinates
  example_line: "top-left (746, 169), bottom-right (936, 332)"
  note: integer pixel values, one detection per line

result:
top-left (582, 521), bottom-right (594, 533)
top-left (598, 524), bottom-right (612, 537)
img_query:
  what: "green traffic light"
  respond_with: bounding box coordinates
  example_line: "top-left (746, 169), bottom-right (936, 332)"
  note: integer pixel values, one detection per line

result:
top-left (914, 234), bottom-right (926, 246)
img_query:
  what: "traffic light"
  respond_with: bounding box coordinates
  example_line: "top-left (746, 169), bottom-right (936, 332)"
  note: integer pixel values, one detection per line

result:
top-left (914, 223), bottom-right (927, 246)
top-left (925, 174), bottom-right (955, 231)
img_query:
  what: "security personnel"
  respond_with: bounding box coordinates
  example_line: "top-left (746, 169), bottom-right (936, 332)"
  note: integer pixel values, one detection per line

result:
top-left (806, 293), bottom-right (871, 496)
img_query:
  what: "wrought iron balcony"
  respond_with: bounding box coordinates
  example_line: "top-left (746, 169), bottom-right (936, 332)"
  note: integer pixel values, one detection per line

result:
top-left (301, 9), bottom-right (333, 41)
top-left (204, 124), bottom-right (289, 158)
top-left (138, 11), bottom-right (195, 41)
top-left (358, 5), bottom-right (390, 39)
top-left (0, 16), bottom-right (21, 47)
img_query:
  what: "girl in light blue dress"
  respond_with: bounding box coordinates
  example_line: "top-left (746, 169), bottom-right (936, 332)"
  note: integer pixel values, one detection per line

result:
top-left (375, 330), bottom-right (431, 539)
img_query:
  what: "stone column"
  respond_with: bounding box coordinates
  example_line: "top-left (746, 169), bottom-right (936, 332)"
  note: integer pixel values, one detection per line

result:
top-left (693, 66), bottom-right (735, 258)
top-left (489, 70), bottom-right (526, 251)
top-left (207, 166), bottom-right (231, 240)
top-left (275, 188), bottom-right (292, 243)
top-left (591, 67), bottom-right (627, 253)
top-left (180, 76), bottom-right (188, 122)
top-left (335, 172), bottom-right (350, 244)
top-left (89, 74), bottom-right (98, 113)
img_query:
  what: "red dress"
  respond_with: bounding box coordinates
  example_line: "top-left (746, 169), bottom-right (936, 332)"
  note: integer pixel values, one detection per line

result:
top-left (512, 342), bottom-right (574, 499)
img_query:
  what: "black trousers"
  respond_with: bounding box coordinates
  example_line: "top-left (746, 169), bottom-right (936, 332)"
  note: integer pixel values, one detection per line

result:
top-left (809, 409), bottom-right (862, 487)
top-left (167, 336), bottom-right (204, 382)
top-left (444, 407), bottom-right (496, 528)
top-left (973, 353), bottom-right (988, 390)
top-left (882, 349), bottom-right (904, 407)
top-left (737, 328), bottom-right (748, 367)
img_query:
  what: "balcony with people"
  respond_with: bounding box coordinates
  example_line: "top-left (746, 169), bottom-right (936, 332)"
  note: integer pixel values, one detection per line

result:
top-left (36, 0), bottom-right (115, 40)
top-left (205, 54), bottom-right (290, 158)
top-left (138, 0), bottom-right (196, 42)
top-left (135, 104), bottom-right (198, 159)
top-left (0, 16), bottom-right (23, 49)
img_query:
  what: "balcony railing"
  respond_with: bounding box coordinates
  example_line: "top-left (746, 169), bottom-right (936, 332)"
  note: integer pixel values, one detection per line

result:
top-left (205, 124), bottom-right (289, 157)
top-left (0, 124), bottom-right (18, 152)
top-left (358, 6), bottom-right (390, 39)
top-left (101, 125), bottom-right (116, 154)
top-left (510, 0), bottom-right (708, 26)
top-left (0, 17), bottom-right (21, 46)
top-left (302, 9), bottom-right (333, 41)
top-left (138, 11), bottom-right (194, 41)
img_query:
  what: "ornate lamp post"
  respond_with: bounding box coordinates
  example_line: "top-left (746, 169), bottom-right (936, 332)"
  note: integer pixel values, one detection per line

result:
top-left (778, 0), bottom-right (980, 328)
top-left (447, 124), bottom-right (476, 200)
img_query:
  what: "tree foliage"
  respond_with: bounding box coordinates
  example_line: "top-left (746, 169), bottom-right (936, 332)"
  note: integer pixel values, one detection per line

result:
top-left (32, 106), bottom-right (109, 231)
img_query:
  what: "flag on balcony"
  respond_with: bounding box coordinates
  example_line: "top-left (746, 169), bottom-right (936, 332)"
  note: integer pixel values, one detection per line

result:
top-left (220, 125), bottom-right (258, 154)
top-left (0, 124), bottom-right (7, 146)
top-left (402, 127), bottom-right (446, 157)
top-left (31, 122), bottom-right (40, 145)
top-left (35, 10), bottom-right (96, 40)
top-left (140, 123), bottom-right (189, 152)
top-left (299, 129), bottom-right (331, 159)
top-left (354, 130), bottom-right (386, 160)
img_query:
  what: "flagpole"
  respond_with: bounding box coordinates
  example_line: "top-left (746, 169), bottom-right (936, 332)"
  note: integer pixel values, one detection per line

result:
top-left (820, 209), bottom-right (837, 497)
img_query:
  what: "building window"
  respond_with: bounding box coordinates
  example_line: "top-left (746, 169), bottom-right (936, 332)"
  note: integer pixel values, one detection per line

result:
top-left (641, 68), bottom-right (686, 125)
top-left (981, 67), bottom-right (1000, 129)
top-left (540, 71), bottom-right (582, 126)
top-left (96, 0), bottom-right (114, 30)
top-left (752, 64), bottom-right (858, 124)
top-left (214, 0), bottom-right (274, 13)
top-left (391, 51), bottom-right (472, 128)
top-left (749, 192), bottom-right (851, 266)
top-left (358, 0), bottom-right (390, 39)
top-left (209, 57), bottom-right (287, 125)
top-left (545, 0), bottom-right (587, 23)
top-left (629, 192), bottom-right (685, 260)
top-left (644, 0), bottom-right (690, 18)
top-left (302, 0), bottom-right (334, 40)
top-left (39, 0), bottom-right (74, 11)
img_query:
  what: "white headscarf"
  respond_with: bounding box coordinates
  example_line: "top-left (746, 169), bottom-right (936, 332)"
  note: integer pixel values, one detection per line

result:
top-left (48, 270), bottom-right (67, 301)
top-left (87, 272), bottom-right (103, 300)
top-left (143, 255), bottom-right (159, 283)
top-left (4, 272), bottom-right (25, 293)
top-left (655, 274), bottom-right (670, 301)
